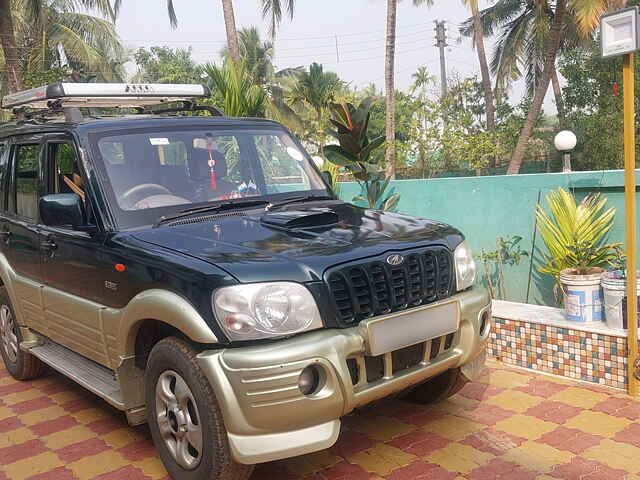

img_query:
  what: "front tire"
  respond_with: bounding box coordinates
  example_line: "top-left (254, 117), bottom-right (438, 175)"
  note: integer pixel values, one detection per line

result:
top-left (404, 368), bottom-right (468, 404)
top-left (145, 337), bottom-right (253, 480)
top-left (0, 286), bottom-right (46, 380)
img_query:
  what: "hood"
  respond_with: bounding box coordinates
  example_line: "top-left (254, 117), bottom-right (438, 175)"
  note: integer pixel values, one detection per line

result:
top-left (132, 201), bottom-right (463, 283)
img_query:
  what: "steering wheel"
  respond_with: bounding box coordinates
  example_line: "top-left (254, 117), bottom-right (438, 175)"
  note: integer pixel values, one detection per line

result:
top-left (121, 183), bottom-right (173, 210)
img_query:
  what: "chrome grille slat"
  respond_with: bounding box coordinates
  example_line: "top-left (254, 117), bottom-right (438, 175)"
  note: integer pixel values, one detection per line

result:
top-left (327, 247), bottom-right (454, 326)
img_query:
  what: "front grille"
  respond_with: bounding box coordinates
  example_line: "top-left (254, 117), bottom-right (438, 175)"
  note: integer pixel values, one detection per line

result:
top-left (327, 247), bottom-right (453, 326)
top-left (345, 333), bottom-right (457, 387)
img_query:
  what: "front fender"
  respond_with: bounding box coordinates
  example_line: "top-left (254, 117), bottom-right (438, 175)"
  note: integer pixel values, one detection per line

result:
top-left (115, 289), bottom-right (219, 360)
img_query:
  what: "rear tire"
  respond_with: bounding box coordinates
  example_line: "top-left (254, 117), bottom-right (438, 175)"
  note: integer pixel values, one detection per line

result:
top-left (404, 368), bottom-right (468, 404)
top-left (0, 286), bottom-right (46, 380)
top-left (145, 337), bottom-right (253, 480)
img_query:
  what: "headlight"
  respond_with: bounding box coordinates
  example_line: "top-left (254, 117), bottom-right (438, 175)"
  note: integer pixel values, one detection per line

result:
top-left (454, 240), bottom-right (476, 291)
top-left (213, 282), bottom-right (323, 340)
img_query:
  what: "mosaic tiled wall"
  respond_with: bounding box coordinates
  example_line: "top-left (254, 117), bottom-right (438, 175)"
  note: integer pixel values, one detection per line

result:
top-left (489, 317), bottom-right (633, 390)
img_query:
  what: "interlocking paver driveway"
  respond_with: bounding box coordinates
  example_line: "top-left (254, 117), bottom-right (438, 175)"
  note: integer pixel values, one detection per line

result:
top-left (1, 359), bottom-right (639, 479)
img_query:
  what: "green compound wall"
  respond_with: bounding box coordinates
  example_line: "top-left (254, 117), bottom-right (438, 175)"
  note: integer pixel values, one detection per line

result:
top-left (337, 170), bottom-right (640, 306)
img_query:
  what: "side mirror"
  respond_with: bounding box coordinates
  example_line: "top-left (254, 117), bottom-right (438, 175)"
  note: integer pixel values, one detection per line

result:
top-left (321, 170), bottom-right (333, 186)
top-left (39, 194), bottom-right (86, 228)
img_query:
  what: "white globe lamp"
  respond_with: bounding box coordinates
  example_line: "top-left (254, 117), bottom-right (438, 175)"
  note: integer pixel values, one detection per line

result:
top-left (554, 130), bottom-right (577, 172)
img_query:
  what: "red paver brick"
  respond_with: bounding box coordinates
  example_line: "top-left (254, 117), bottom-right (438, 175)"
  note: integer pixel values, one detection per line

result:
top-left (458, 382), bottom-right (505, 401)
top-left (468, 458), bottom-right (537, 480)
top-left (454, 403), bottom-right (515, 426)
top-left (514, 378), bottom-right (569, 398)
top-left (0, 416), bottom-right (23, 433)
top-left (55, 437), bottom-right (110, 463)
top-left (86, 416), bottom-right (127, 435)
top-left (94, 465), bottom-right (150, 479)
top-left (59, 398), bottom-right (94, 413)
top-left (524, 400), bottom-right (582, 424)
top-left (538, 426), bottom-right (603, 454)
top-left (29, 415), bottom-right (78, 437)
top-left (0, 439), bottom-right (46, 465)
top-left (11, 396), bottom-right (55, 415)
top-left (612, 423), bottom-right (640, 448)
top-left (26, 467), bottom-right (77, 480)
top-left (37, 381), bottom-right (73, 396)
top-left (251, 463), bottom-right (297, 480)
top-left (329, 429), bottom-right (376, 458)
top-left (593, 397), bottom-right (640, 420)
top-left (460, 428), bottom-right (526, 456)
top-left (388, 430), bottom-right (450, 457)
top-left (386, 461), bottom-right (457, 480)
top-left (117, 439), bottom-right (157, 461)
top-left (305, 461), bottom-right (375, 480)
top-left (549, 457), bottom-right (627, 479)
top-left (0, 381), bottom-right (32, 396)
top-left (394, 409), bottom-right (445, 427)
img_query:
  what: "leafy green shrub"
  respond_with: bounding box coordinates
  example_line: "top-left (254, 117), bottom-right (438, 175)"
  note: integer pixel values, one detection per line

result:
top-left (536, 188), bottom-right (620, 279)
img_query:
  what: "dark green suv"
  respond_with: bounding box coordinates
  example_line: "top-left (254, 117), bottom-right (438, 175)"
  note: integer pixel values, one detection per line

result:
top-left (0, 83), bottom-right (490, 480)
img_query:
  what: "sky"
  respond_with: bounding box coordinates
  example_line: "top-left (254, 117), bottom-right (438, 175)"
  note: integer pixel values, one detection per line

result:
top-left (115, 0), bottom-right (557, 111)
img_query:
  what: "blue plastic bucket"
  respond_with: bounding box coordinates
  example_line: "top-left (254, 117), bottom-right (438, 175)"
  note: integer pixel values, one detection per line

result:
top-left (560, 269), bottom-right (604, 323)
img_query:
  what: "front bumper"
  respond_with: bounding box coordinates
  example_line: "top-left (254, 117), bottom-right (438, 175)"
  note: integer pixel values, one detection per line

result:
top-left (197, 287), bottom-right (490, 464)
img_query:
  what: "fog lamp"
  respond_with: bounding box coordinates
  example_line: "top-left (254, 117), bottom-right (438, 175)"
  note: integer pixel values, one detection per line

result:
top-left (298, 365), bottom-right (321, 396)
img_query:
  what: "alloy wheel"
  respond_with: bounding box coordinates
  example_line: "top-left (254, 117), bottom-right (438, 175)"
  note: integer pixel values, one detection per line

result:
top-left (0, 304), bottom-right (18, 363)
top-left (155, 370), bottom-right (203, 470)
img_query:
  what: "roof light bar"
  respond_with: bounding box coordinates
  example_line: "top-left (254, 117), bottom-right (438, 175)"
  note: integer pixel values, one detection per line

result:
top-left (1, 83), bottom-right (210, 110)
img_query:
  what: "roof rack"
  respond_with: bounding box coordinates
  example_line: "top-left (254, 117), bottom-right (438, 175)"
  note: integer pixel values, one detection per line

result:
top-left (1, 82), bottom-right (221, 121)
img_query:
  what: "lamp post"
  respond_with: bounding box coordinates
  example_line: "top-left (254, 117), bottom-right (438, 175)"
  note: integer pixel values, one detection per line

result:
top-left (601, 6), bottom-right (639, 396)
top-left (554, 130), bottom-right (577, 173)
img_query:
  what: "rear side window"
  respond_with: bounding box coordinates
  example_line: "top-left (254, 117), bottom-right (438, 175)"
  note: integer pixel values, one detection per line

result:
top-left (14, 144), bottom-right (40, 220)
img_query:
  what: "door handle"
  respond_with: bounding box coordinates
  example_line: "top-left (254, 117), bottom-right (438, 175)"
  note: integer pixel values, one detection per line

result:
top-left (41, 239), bottom-right (58, 251)
top-left (0, 230), bottom-right (11, 243)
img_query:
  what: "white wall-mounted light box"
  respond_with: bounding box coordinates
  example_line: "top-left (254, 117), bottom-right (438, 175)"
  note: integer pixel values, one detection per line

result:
top-left (601, 7), bottom-right (640, 58)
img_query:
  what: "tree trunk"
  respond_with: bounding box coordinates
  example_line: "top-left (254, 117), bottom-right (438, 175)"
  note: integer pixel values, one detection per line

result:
top-left (471, 1), bottom-right (495, 132)
top-left (551, 67), bottom-right (566, 126)
top-left (0, 0), bottom-right (22, 93)
top-left (384, 0), bottom-right (397, 179)
top-left (221, 0), bottom-right (240, 64)
top-left (507, 0), bottom-right (566, 175)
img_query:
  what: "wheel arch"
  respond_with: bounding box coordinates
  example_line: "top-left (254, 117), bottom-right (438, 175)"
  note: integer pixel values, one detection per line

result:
top-left (117, 289), bottom-right (219, 361)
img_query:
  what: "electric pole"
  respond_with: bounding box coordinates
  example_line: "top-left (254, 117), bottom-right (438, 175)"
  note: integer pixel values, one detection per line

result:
top-left (435, 20), bottom-right (448, 99)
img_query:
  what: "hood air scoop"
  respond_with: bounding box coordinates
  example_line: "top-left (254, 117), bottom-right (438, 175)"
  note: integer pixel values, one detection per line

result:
top-left (260, 208), bottom-right (339, 230)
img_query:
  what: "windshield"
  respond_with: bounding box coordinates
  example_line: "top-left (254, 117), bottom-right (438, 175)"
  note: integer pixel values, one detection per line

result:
top-left (89, 126), bottom-right (329, 229)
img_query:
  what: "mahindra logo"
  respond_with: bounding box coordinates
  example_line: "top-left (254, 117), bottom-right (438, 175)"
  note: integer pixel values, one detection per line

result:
top-left (386, 254), bottom-right (405, 266)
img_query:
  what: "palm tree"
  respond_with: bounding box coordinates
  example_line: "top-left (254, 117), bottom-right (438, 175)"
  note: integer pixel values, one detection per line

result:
top-left (381, 0), bottom-right (432, 179)
top-left (1, 0), bottom-right (120, 93)
top-left (410, 66), bottom-right (435, 96)
top-left (0, 0), bottom-right (22, 92)
top-left (164, 0), bottom-right (240, 63)
top-left (460, 1), bottom-right (582, 127)
top-left (507, 0), bottom-right (626, 174)
top-left (286, 62), bottom-right (343, 154)
top-left (260, 0), bottom-right (295, 38)
top-left (221, 0), bottom-right (241, 63)
top-left (15, 1), bottom-right (123, 78)
top-left (221, 27), bottom-right (274, 86)
top-left (384, 0), bottom-right (398, 179)
top-left (203, 61), bottom-right (267, 117)
top-left (463, 0), bottom-right (495, 132)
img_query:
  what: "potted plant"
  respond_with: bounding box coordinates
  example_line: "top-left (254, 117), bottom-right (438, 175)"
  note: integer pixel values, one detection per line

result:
top-left (601, 248), bottom-right (640, 329)
top-left (536, 188), bottom-right (619, 323)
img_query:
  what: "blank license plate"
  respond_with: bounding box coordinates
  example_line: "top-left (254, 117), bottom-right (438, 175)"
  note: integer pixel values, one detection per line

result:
top-left (366, 301), bottom-right (460, 356)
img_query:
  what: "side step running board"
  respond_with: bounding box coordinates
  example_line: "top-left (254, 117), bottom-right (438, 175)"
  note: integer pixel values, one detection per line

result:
top-left (29, 341), bottom-right (125, 410)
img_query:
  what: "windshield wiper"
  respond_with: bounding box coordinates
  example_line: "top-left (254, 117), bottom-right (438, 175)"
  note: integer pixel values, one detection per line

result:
top-left (265, 194), bottom-right (334, 212)
top-left (154, 199), bottom-right (270, 228)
